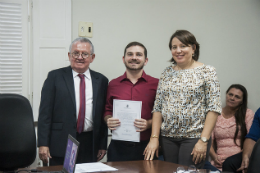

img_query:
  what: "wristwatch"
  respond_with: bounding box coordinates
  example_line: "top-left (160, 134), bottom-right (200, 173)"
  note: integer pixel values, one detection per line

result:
top-left (200, 137), bottom-right (209, 143)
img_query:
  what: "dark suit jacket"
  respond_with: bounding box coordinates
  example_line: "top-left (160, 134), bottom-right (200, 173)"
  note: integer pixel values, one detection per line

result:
top-left (38, 66), bottom-right (108, 160)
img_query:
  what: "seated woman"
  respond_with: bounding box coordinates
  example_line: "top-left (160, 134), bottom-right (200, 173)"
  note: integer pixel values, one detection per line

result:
top-left (208, 84), bottom-right (254, 171)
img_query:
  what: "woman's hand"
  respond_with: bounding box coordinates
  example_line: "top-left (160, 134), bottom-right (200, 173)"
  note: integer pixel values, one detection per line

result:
top-left (143, 112), bottom-right (162, 160)
top-left (143, 138), bottom-right (159, 160)
top-left (213, 155), bottom-right (222, 166)
top-left (191, 140), bottom-right (207, 164)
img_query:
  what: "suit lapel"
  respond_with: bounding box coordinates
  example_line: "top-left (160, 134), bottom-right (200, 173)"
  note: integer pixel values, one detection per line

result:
top-left (63, 66), bottom-right (76, 110)
top-left (90, 69), bottom-right (99, 118)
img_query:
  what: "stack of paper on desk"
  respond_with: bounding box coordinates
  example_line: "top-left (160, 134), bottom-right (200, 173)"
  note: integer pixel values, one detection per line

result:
top-left (75, 162), bottom-right (118, 172)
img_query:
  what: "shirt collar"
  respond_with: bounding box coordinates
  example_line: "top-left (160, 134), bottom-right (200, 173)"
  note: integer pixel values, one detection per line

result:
top-left (72, 68), bottom-right (91, 79)
top-left (119, 71), bottom-right (148, 82)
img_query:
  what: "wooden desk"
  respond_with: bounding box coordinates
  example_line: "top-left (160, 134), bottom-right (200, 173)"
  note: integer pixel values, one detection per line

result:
top-left (36, 160), bottom-right (209, 173)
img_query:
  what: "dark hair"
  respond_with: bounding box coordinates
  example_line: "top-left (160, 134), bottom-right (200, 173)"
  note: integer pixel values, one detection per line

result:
top-left (168, 30), bottom-right (200, 63)
top-left (226, 84), bottom-right (248, 149)
top-left (124, 42), bottom-right (147, 58)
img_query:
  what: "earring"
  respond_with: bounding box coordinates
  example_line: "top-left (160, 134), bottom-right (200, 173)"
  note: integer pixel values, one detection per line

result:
top-left (192, 54), bottom-right (194, 57)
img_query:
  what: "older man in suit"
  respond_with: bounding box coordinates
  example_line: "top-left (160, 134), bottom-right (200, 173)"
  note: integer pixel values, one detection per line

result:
top-left (38, 37), bottom-right (108, 165)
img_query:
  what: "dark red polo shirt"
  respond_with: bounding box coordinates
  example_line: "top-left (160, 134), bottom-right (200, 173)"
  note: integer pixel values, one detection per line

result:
top-left (104, 71), bottom-right (159, 141)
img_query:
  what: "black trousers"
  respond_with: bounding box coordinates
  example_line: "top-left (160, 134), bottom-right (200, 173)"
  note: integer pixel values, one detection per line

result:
top-left (222, 152), bottom-right (242, 173)
top-left (107, 139), bottom-right (150, 162)
top-left (49, 131), bottom-right (93, 166)
top-left (161, 137), bottom-right (211, 169)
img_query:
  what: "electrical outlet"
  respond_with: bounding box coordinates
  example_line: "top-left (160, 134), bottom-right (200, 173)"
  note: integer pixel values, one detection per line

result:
top-left (78, 21), bottom-right (93, 38)
top-left (85, 22), bottom-right (93, 38)
top-left (78, 21), bottom-right (88, 37)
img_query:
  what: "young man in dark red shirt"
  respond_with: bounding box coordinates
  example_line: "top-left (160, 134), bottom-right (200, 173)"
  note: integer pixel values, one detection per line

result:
top-left (104, 42), bottom-right (159, 161)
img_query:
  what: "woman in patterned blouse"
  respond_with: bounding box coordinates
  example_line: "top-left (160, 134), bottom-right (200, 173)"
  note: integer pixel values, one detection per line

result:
top-left (144, 30), bottom-right (222, 168)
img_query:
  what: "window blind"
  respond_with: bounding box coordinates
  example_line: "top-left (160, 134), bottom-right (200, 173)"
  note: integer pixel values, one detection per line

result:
top-left (0, 2), bottom-right (23, 94)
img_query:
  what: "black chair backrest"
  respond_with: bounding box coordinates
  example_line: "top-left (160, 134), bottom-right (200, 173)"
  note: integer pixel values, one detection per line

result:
top-left (248, 139), bottom-right (260, 173)
top-left (0, 94), bottom-right (36, 171)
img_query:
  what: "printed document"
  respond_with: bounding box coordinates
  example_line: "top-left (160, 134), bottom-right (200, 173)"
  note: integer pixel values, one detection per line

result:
top-left (112, 99), bottom-right (142, 142)
top-left (75, 162), bottom-right (118, 172)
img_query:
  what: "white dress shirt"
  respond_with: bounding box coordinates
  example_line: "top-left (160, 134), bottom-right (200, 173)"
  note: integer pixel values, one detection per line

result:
top-left (72, 69), bottom-right (93, 132)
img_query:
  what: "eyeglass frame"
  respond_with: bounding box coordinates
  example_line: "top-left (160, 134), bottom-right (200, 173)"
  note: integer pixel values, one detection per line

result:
top-left (70, 51), bottom-right (93, 59)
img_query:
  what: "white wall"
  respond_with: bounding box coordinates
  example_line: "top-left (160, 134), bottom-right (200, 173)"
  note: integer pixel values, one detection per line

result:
top-left (72, 0), bottom-right (260, 112)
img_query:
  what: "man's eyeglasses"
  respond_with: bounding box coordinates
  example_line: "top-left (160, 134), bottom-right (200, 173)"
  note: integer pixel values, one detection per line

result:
top-left (71, 52), bottom-right (92, 59)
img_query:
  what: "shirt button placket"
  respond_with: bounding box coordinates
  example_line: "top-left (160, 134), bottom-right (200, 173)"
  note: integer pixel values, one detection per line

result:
top-left (131, 85), bottom-right (134, 100)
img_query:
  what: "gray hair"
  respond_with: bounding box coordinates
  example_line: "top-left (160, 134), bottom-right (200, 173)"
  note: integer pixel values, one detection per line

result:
top-left (69, 37), bottom-right (94, 54)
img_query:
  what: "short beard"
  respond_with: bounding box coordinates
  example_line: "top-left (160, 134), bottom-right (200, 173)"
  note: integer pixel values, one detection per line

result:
top-left (124, 61), bottom-right (144, 71)
top-left (125, 65), bottom-right (144, 71)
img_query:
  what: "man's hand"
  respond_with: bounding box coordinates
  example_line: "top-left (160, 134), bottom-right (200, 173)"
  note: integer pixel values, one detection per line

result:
top-left (237, 155), bottom-right (250, 173)
top-left (97, 150), bottom-right (106, 161)
top-left (237, 138), bottom-right (256, 173)
top-left (106, 117), bottom-right (120, 130)
top-left (39, 146), bottom-right (52, 164)
top-left (134, 118), bottom-right (150, 132)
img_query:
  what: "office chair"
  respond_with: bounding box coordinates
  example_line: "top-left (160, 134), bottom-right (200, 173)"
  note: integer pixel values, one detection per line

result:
top-left (247, 139), bottom-right (260, 173)
top-left (0, 94), bottom-right (36, 171)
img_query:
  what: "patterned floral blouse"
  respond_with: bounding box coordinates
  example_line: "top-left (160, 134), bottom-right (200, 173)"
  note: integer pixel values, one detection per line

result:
top-left (153, 64), bottom-right (222, 138)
